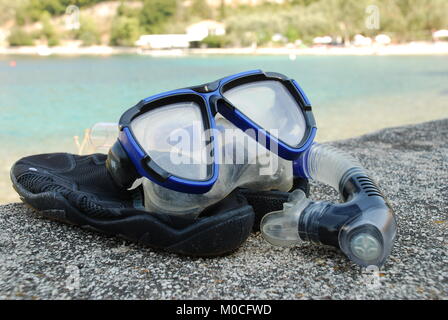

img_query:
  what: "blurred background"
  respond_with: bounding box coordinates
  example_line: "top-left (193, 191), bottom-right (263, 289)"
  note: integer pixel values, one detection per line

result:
top-left (0, 0), bottom-right (447, 204)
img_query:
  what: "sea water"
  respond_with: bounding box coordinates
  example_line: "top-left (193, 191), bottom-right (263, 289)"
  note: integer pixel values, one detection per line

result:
top-left (1, 54), bottom-right (447, 203)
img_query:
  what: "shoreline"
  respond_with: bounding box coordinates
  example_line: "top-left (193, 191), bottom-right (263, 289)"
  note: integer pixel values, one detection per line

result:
top-left (1, 42), bottom-right (448, 57)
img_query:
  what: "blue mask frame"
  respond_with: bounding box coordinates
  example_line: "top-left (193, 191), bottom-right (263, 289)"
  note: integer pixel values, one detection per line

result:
top-left (108, 70), bottom-right (317, 194)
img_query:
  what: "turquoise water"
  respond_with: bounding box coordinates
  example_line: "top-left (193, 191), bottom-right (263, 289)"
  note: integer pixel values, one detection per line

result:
top-left (1, 54), bottom-right (447, 202)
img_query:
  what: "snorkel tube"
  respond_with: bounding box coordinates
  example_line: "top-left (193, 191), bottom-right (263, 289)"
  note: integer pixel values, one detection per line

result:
top-left (261, 143), bottom-right (397, 267)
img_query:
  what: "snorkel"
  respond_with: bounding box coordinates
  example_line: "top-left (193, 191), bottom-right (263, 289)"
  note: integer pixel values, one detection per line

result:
top-left (261, 143), bottom-right (397, 267)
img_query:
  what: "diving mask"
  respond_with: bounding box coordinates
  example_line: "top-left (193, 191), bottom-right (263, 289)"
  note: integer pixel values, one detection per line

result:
top-left (106, 70), bottom-right (316, 194)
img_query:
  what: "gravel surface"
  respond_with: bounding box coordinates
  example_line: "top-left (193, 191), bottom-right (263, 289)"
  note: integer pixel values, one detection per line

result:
top-left (0, 119), bottom-right (447, 300)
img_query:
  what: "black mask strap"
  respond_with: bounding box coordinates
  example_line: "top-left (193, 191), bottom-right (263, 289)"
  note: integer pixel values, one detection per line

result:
top-left (106, 140), bottom-right (140, 189)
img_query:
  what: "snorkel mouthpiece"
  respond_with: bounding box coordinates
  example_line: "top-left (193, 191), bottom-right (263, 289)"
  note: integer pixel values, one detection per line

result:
top-left (261, 189), bottom-right (310, 247)
top-left (261, 143), bottom-right (397, 267)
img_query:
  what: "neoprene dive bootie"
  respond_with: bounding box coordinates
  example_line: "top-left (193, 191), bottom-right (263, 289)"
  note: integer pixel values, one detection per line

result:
top-left (10, 70), bottom-right (318, 258)
top-left (11, 152), bottom-right (309, 256)
top-left (11, 153), bottom-right (253, 256)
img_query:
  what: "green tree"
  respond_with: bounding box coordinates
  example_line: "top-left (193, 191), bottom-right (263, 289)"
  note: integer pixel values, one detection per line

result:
top-left (110, 16), bottom-right (140, 46)
top-left (117, 1), bottom-right (140, 19)
top-left (8, 27), bottom-right (34, 46)
top-left (31, 0), bottom-right (65, 16)
top-left (218, 0), bottom-right (226, 20)
top-left (201, 35), bottom-right (229, 48)
top-left (16, 0), bottom-right (106, 22)
top-left (190, 0), bottom-right (212, 19)
top-left (40, 12), bottom-right (60, 46)
top-left (290, 0), bottom-right (320, 5)
top-left (139, 0), bottom-right (177, 33)
top-left (76, 16), bottom-right (101, 46)
top-left (0, 0), bottom-right (26, 25)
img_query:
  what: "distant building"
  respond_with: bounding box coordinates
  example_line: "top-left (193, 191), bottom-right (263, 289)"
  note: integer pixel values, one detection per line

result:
top-left (186, 20), bottom-right (226, 42)
top-left (313, 36), bottom-right (332, 45)
top-left (135, 34), bottom-right (191, 49)
top-left (353, 34), bottom-right (372, 46)
top-left (271, 33), bottom-right (287, 43)
top-left (136, 20), bottom-right (226, 49)
top-left (375, 34), bottom-right (391, 45)
top-left (433, 30), bottom-right (448, 41)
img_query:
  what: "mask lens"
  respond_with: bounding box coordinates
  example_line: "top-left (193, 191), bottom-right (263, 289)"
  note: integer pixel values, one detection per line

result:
top-left (130, 101), bottom-right (209, 180)
top-left (223, 80), bottom-right (306, 146)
